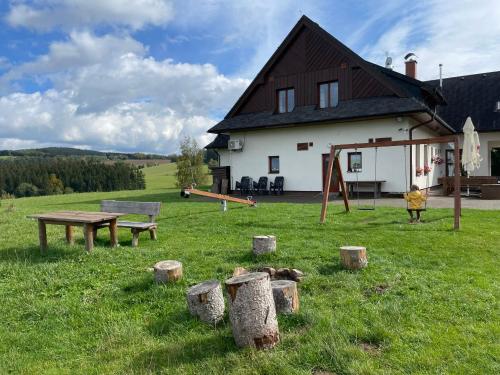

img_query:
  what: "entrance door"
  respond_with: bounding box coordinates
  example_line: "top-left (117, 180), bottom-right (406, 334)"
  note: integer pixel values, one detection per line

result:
top-left (322, 154), bottom-right (339, 193)
top-left (491, 148), bottom-right (500, 176)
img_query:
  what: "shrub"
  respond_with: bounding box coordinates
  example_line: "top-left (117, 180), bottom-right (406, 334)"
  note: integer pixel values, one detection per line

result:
top-left (15, 183), bottom-right (40, 197)
top-left (175, 137), bottom-right (206, 188)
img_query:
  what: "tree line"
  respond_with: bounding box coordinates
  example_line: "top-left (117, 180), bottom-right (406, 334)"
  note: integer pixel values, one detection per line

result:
top-left (0, 158), bottom-right (145, 198)
top-left (0, 147), bottom-right (175, 161)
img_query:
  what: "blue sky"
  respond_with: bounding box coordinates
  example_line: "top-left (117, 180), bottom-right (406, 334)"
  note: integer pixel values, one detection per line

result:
top-left (0, 0), bottom-right (499, 153)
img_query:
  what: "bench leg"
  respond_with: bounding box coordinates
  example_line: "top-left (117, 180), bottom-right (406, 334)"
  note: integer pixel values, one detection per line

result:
top-left (83, 224), bottom-right (94, 252)
top-left (131, 229), bottom-right (140, 247)
top-left (149, 228), bottom-right (157, 241)
top-left (65, 225), bottom-right (74, 245)
top-left (109, 219), bottom-right (118, 247)
top-left (38, 220), bottom-right (47, 253)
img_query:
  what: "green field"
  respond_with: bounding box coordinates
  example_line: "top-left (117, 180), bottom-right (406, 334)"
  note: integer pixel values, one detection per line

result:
top-left (0, 163), bottom-right (498, 374)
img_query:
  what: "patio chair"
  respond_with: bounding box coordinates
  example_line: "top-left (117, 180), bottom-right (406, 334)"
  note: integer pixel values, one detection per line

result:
top-left (236, 176), bottom-right (253, 196)
top-left (253, 177), bottom-right (269, 195)
top-left (270, 176), bottom-right (284, 195)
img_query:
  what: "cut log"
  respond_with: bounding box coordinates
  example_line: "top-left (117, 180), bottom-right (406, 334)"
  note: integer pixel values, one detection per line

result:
top-left (233, 267), bottom-right (248, 277)
top-left (153, 260), bottom-right (183, 283)
top-left (253, 235), bottom-right (276, 255)
top-left (186, 280), bottom-right (225, 325)
top-left (289, 269), bottom-right (304, 282)
top-left (225, 272), bottom-right (279, 349)
top-left (275, 268), bottom-right (290, 278)
top-left (271, 280), bottom-right (299, 314)
top-left (339, 246), bottom-right (368, 270)
top-left (260, 266), bottom-right (276, 277)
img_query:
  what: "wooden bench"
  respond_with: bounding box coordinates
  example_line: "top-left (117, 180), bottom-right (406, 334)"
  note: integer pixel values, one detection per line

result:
top-left (98, 200), bottom-right (161, 247)
top-left (345, 180), bottom-right (386, 198)
top-left (438, 176), bottom-right (498, 196)
top-left (481, 184), bottom-right (500, 199)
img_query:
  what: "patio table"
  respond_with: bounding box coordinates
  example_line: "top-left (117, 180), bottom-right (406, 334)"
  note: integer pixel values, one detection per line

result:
top-left (27, 211), bottom-right (125, 252)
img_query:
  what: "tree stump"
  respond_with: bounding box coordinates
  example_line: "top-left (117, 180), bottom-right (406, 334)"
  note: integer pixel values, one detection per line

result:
top-left (271, 280), bottom-right (299, 314)
top-left (186, 280), bottom-right (225, 325)
top-left (253, 235), bottom-right (276, 255)
top-left (153, 260), bottom-right (183, 283)
top-left (339, 246), bottom-right (368, 270)
top-left (225, 272), bottom-right (279, 349)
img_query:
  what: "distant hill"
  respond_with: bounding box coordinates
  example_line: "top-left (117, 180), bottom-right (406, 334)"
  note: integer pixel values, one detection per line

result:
top-left (0, 147), bottom-right (176, 161)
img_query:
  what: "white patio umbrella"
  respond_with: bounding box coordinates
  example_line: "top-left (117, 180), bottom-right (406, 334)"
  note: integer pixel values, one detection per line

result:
top-left (461, 116), bottom-right (482, 196)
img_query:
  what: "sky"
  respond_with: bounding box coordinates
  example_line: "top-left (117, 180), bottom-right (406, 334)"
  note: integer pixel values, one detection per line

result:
top-left (0, 0), bottom-right (499, 154)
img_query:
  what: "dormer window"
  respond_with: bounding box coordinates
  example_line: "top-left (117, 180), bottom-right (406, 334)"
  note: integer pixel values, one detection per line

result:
top-left (277, 88), bottom-right (294, 113)
top-left (495, 101), bottom-right (500, 112)
top-left (319, 81), bottom-right (339, 108)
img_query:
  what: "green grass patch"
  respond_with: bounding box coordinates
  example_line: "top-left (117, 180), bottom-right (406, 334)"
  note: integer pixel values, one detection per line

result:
top-left (0, 163), bottom-right (498, 374)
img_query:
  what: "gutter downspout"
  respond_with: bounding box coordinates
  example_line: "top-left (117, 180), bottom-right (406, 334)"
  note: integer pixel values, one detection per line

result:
top-left (409, 108), bottom-right (437, 186)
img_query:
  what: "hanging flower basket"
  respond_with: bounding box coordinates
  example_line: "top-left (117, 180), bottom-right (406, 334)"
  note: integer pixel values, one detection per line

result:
top-left (415, 167), bottom-right (423, 177)
top-left (424, 165), bottom-right (432, 175)
top-left (431, 155), bottom-right (444, 165)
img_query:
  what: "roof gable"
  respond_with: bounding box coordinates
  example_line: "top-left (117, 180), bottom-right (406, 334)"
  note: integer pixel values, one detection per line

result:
top-left (226, 15), bottom-right (407, 118)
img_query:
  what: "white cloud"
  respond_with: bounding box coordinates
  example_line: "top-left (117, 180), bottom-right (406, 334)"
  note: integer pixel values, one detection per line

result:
top-left (0, 34), bottom-right (249, 153)
top-left (6, 0), bottom-right (174, 31)
top-left (363, 0), bottom-right (500, 80)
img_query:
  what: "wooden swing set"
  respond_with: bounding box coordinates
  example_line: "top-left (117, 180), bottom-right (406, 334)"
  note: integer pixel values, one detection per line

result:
top-left (319, 135), bottom-right (462, 230)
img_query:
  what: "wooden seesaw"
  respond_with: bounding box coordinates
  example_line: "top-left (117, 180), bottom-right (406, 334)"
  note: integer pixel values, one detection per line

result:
top-left (180, 185), bottom-right (256, 211)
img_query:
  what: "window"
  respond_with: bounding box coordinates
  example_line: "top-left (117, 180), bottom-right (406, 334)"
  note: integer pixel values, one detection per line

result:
top-left (319, 81), bottom-right (339, 108)
top-left (277, 88), bottom-right (294, 113)
top-left (269, 156), bottom-right (280, 173)
top-left (348, 152), bottom-right (362, 172)
top-left (297, 142), bottom-right (309, 151)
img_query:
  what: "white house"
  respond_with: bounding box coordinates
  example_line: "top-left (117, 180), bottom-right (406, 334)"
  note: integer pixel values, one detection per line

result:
top-left (206, 16), bottom-right (500, 194)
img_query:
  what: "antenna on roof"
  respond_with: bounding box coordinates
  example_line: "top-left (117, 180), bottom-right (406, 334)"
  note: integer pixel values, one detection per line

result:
top-left (439, 63), bottom-right (443, 89)
top-left (385, 52), bottom-right (393, 70)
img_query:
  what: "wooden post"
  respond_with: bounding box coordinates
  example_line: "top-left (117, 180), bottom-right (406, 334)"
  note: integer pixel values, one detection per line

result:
top-left (225, 272), bottom-right (279, 349)
top-left (340, 246), bottom-right (368, 270)
top-left (65, 225), bottom-right (74, 245)
top-left (454, 136), bottom-right (461, 230)
top-left (186, 280), bottom-right (225, 325)
top-left (109, 219), bottom-right (118, 247)
top-left (271, 280), bottom-right (299, 314)
top-left (335, 157), bottom-right (350, 212)
top-left (320, 145), bottom-right (336, 223)
top-left (83, 224), bottom-right (94, 252)
top-left (154, 260), bottom-right (183, 283)
top-left (38, 220), bottom-right (47, 253)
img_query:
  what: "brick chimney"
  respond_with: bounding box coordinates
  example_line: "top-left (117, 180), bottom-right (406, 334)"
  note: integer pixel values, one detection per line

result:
top-left (404, 53), bottom-right (417, 79)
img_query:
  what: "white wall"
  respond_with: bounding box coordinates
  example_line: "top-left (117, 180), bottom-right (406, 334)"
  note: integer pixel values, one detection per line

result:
top-left (410, 122), bottom-right (447, 189)
top-left (475, 132), bottom-right (500, 176)
top-left (217, 116), bottom-right (445, 192)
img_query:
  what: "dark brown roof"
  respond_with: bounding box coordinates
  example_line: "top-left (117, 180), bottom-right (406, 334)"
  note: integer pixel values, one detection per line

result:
top-left (208, 15), bottom-right (451, 135)
top-left (426, 71), bottom-right (500, 132)
top-left (209, 97), bottom-right (439, 134)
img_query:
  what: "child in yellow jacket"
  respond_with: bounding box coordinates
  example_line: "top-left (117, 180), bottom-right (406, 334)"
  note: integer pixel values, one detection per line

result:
top-left (404, 184), bottom-right (427, 223)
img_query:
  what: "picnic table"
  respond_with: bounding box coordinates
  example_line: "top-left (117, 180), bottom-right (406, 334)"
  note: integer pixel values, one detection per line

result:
top-left (28, 211), bottom-right (125, 252)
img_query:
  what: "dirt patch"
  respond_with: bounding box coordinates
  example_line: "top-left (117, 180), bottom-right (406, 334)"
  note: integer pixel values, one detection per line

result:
top-left (365, 283), bottom-right (390, 296)
top-left (359, 341), bottom-right (381, 355)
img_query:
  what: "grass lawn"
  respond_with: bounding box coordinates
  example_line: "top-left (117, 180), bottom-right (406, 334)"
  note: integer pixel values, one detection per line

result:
top-left (0, 163), bottom-right (498, 374)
